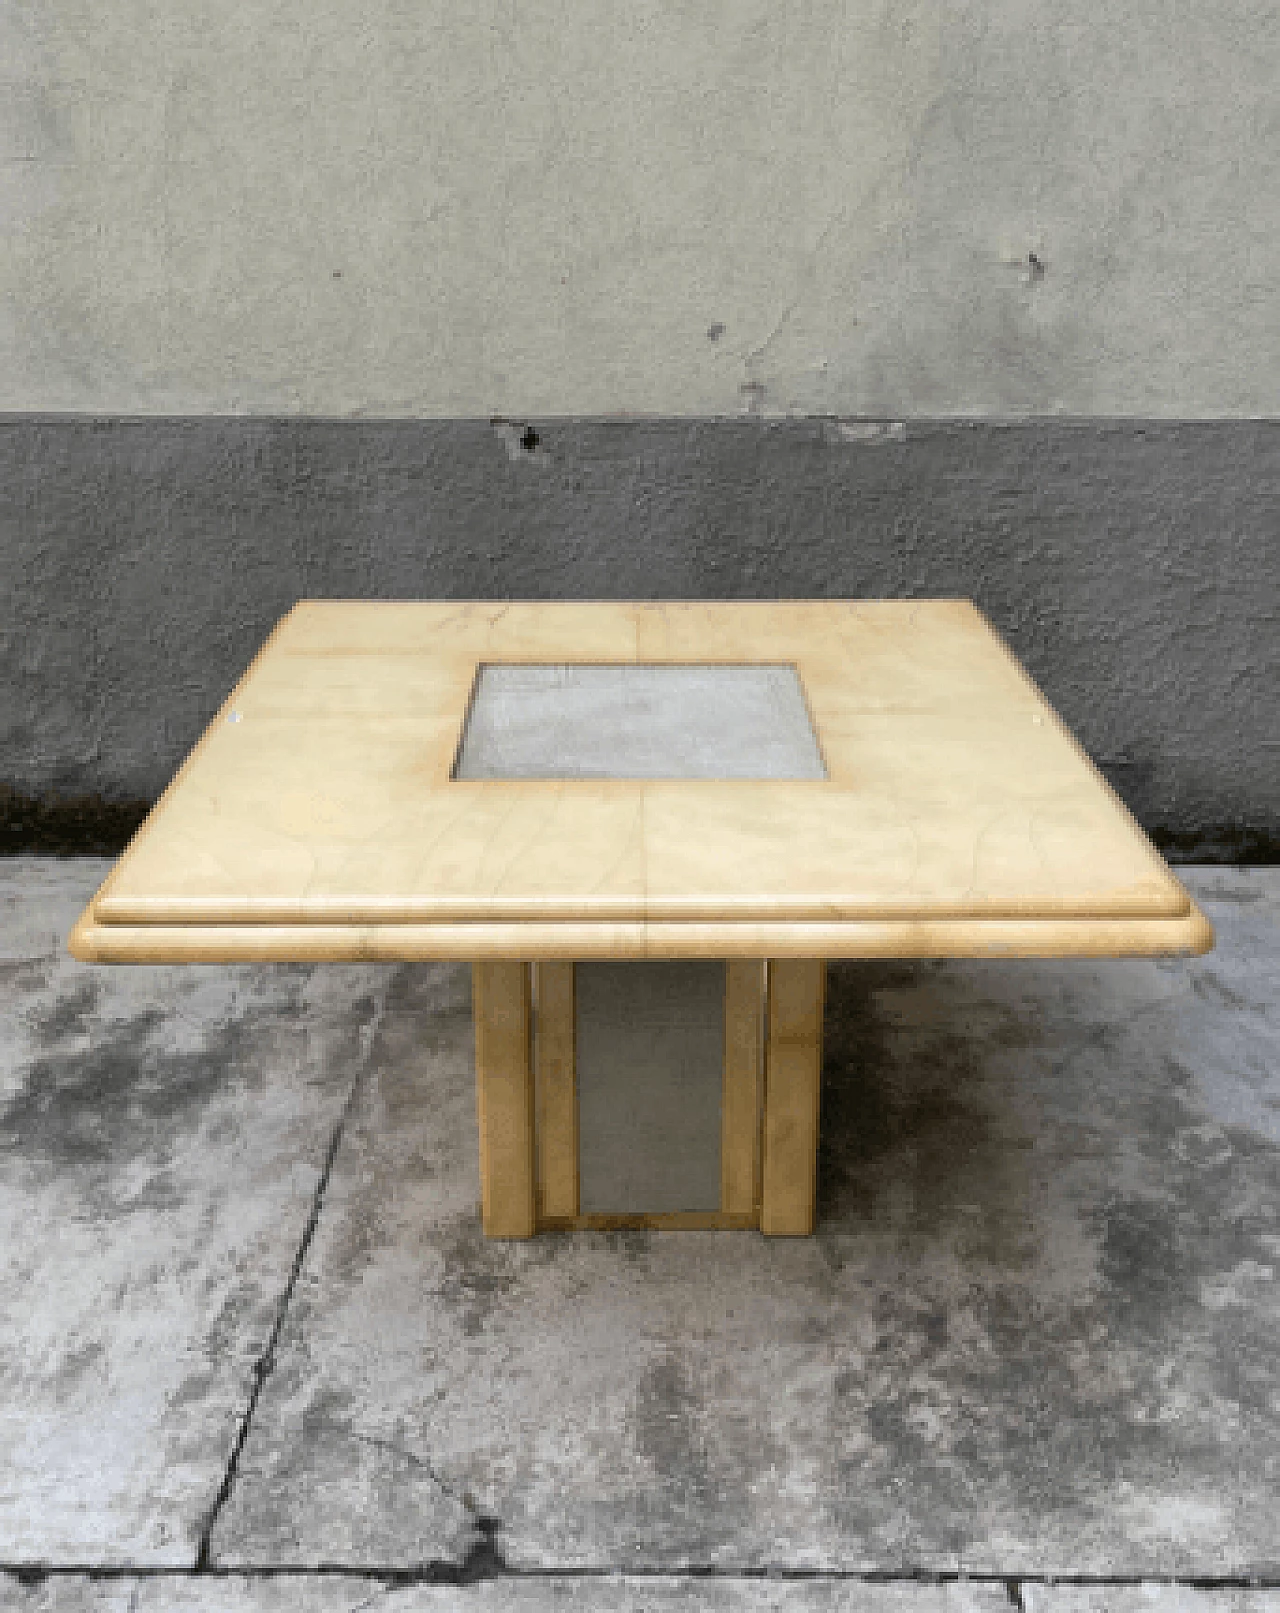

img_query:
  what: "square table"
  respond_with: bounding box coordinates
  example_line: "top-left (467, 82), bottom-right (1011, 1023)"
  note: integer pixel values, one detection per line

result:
top-left (68, 599), bottom-right (1213, 1238)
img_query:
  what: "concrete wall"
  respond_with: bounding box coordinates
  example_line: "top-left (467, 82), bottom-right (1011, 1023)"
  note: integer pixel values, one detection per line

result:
top-left (2, 2), bottom-right (1276, 846)
top-left (3, 0), bottom-right (1277, 416)
top-left (3, 418), bottom-right (1276, 849)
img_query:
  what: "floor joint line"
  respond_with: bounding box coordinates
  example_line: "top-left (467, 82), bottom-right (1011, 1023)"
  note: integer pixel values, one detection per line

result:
top-left (4, 1565), bottom-right (1279, 1588)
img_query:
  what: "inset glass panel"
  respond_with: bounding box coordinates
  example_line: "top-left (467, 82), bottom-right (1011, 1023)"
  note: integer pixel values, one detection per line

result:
top-left (574, 961), bottom-right (725, 1214)
top-left (452, 663), bottom-right (826, 780)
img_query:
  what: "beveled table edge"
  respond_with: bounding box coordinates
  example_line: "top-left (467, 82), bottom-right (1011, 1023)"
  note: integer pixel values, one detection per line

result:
top-left (68, 904), bottom-right (1214, 964)
top-left (91, 888), bottom-right (1193, 924)
top-left (73, 597), bottom-right (1198, 937)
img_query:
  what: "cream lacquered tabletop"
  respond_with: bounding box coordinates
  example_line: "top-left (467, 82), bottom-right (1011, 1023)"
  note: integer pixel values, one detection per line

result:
top-left (68, 599), bottom-right (1213, 963)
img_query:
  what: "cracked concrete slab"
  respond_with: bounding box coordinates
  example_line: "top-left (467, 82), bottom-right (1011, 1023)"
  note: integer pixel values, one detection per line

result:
top-left (0, 1573), bottom-right (1020, 1610)
top-left (0, 858), bottom-right (393, 1564)
top-left (208, 869), bottom-right (1280, 1577)
top-left (5, 861), bottom-right (1278, 1578)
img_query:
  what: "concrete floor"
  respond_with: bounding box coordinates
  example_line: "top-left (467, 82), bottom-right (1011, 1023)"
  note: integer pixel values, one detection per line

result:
top-left (1, 859), bottom-right (1278, 1612)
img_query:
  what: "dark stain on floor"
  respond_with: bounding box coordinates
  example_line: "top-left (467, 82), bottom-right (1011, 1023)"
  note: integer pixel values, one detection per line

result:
top-left (0, 957), bottom-right (53, 994)
top-left (812, 948), bottom-right (1280, 1563)
top-left (21, 976), bottom-right (102, 1042)
top-left (2, 966), bottom-right (377, 1217)
top-left (630, 1345), bottom-right (718, 1523)
top-left (4, 1003), bottom-right (204, 1170)
top-left (816, 961), bottom-right (1043, 1267)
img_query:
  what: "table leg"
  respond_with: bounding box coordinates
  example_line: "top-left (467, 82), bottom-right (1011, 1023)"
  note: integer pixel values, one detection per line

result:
top-left (760, 958), bottom-right (826, 1236)
top-left (472, 961), bottom-right (537, 1238)
top-left (722, 959), bottom-right (766, 1217)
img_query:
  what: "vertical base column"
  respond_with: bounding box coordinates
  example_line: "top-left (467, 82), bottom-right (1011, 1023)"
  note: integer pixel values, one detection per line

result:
top-left (472, 956), bottom-right (824, 1238)
top-left (722, 959), bottom-right (766, 1217)
top-left (760, 958), bottom-right (826, 1236)
top-left (472, 961), bottom-right (536, 1239)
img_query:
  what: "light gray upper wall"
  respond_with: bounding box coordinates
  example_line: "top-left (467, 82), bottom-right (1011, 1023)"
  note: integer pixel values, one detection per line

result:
top-left (2, 0), bottom-right (1277, 417)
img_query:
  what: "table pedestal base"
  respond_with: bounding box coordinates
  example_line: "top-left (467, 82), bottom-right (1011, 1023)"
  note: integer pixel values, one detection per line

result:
top-left (471, 959), bottom-right (826, 1237)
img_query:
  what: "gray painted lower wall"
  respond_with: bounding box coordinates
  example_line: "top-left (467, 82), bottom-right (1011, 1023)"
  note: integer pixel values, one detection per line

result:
top-left (2, 418), bottom-right (1276, 853)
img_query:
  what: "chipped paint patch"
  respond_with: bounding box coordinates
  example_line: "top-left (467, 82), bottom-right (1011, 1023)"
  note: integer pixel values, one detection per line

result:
top-left (822, 420), bottom-right (908, 444)
top-left (492, 419), bottom-right (550, 465)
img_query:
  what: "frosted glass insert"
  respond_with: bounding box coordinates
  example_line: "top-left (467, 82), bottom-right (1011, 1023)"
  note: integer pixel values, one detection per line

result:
top-left (452, 662), bottom-right (826, 780)
top-left (574, 961), bottom-right (725, 1214)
